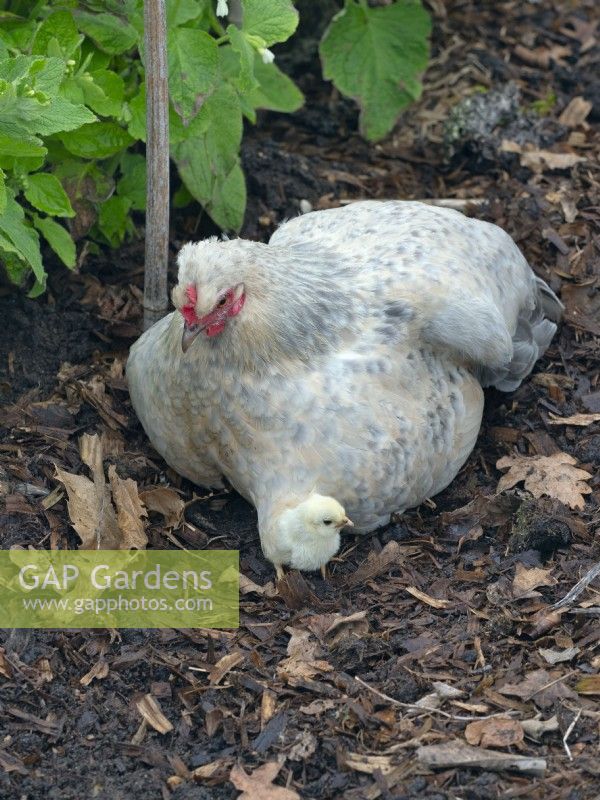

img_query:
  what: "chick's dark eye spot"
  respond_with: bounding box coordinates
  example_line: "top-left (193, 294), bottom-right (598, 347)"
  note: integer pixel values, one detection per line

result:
top-left (217, 297), bottom-right (227, 307)
top-left (323, 519), bottom-right (333, 525)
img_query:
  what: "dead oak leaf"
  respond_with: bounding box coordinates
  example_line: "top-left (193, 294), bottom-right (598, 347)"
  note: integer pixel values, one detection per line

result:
top-left (512, 564), bottom-right (556, 598)
top-left (230, 761), bottom-right (300, 800)
top-left (108, 465), bottom-right (147, 549)
top-left (496, 452), bottom-right (592, 510)
top-left (139, 486), bottom-right (184, 529)
top-left (465, 717), bottom-right (524, 748)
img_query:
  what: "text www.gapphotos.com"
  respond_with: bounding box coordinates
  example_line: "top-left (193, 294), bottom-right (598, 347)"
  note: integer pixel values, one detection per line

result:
top-left (21, 595), bottom-right (214, 615)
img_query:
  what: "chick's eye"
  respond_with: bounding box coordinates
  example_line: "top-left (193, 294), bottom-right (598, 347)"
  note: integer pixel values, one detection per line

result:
top-left (323, 519), bottom-right (333, 526)
top-left (217, 296), bottom-right (227, 307)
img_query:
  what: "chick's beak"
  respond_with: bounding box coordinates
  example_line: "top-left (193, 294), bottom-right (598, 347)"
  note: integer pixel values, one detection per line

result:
top-left (336, 516), bottom-right (353, 529)
top-left (181, 322), bottom-right (202, 353)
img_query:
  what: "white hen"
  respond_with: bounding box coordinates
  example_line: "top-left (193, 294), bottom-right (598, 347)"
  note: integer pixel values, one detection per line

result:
top-left (127, 201), bottom-right (561, 572)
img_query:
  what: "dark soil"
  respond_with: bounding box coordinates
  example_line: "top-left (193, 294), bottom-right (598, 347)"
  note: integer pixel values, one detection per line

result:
top-left (2, 1), bottom-right (600, 799)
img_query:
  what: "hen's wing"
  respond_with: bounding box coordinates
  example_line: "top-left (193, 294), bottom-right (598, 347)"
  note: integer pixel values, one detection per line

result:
top-left (270, 201), bottom-right (562, 391)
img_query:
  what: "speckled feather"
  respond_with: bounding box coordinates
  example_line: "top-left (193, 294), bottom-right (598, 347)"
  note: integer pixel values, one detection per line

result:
top-left (127, 201), bottom-right (561, 549)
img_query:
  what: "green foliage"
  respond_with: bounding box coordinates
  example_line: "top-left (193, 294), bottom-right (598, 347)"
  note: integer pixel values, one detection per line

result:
top-left (320, 0), bottom-right (431, 142)
top-left (0, 0), bottom-right (431, 294)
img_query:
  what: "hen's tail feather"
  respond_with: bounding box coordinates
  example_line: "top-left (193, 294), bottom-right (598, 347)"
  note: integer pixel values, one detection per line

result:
top-left (480, 276), bottom-right (563, 392)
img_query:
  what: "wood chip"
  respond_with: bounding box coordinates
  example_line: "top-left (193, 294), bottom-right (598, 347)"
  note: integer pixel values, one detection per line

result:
top-left (134, 693), bottom-right (173, 734)
top-left (405, 586), bottom-right (451, 609)
top-left (417, 742), bottom-right (546, 775)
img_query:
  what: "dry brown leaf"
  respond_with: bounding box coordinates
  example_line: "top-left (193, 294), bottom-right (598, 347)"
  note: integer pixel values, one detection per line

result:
top-left (108, 465), bottom-right (147, 549)
top-left (276, 657), bottom-right (333, 682)
top-left (405, 586), bottom-right (451, 609)
top-left (139, 486), bottom-right (184, 528)
top-left (575, 676), bottom-right (600, 695)
top-left (558, 97), bottom-right (592, 128)
top-left (192, 757), bottom-right (233, 783)
top-left (465, 718), bottom-right (524, 748)
top-left (134, 693), bottom-right (173, 734)
top-left (498, 669), bottom-right (578, 709)
top-left (538, 646), bottom-right (579, 665)
top-left (54, 466), bottom-right (121, 549)
top-left (500, 140), bottom-right (585, 172)
top-left (229, 761), bottom-right (300, 800)
top-left (299, 699), bottom-right (336, 716)
top-left (496, 452), bottom-right (592, 510)
top-left (239, 573), bottom-right (277, 598)
top-left (80, 659), bottom-right (109, 686)
top-left (209, 651), bottom-right (245, 685)
top-left (548, 412), bottom-right (600, 427)
top-left (0, 647), bottom-right (13, 679)
top-left (304, 610), bottom-right (369, 645)
top-left (512, 564), bottom-right (556, 597)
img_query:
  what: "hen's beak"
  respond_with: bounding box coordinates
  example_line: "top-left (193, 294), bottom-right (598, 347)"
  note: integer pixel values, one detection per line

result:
top-left (182, 322), bottom-right (202, 353)
top-left (336, 516), bottom-right (353, 529)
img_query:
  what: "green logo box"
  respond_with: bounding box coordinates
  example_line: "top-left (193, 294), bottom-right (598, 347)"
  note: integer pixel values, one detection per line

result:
top-left (0, 550), bottom-right (239, 629)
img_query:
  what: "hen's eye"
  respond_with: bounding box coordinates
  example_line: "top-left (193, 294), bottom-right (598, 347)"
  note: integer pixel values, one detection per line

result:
top-left (217, 296), bottom-right (227, 307)
top-left (323, 519), bottom-right (333, 526)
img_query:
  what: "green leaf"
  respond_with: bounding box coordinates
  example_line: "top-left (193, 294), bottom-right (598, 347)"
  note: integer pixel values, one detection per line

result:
top-left (117, 152), bottom-right (146, 210)
top-left (24, 172), bottom-right (75, 217)
top-left (248, 55), bottom-right (304, 112)
top-left (172, 83), bottom-right (246, 231)
top-left (31, 11), bottom-right (83, 59)
top-left (34, 96), bottom-right (97, 136)
top-left (0, 133), bottom-right (46, 158)
top-left (32, 213), bottom-right (76, 268)
top-left (97, 194), bottom-right (132, 246)
top-left (75, 11), bottom-right (138, 55)
top-left (0, 168), bottom-right (5, 216)
top-left (167, 0), bottom-right (210, 26)
top-left (0, 190), bottom-right (44, 283)
top-left (167, 28), bottom-right (218, 124)
top-left (242, 0), bottom-right (299, 46)
top-left (61, 121), bottom-right (134, 159)
top-left (320, 0), bottom-right (431, 141)
top-left (227, 25), bottom-right (258, 93)
top-left (77, 69), bottom-right (125, 118)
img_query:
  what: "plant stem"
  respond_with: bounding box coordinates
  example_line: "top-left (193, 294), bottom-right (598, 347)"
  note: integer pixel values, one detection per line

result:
top-left (143, 0), bottom-right (170, 331)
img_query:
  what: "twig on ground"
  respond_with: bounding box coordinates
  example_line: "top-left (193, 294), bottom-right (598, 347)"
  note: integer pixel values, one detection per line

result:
top-left (562, 708), bottom-right (582, 761)
top-left (551, 562), bottom-right (600, 610)
top-left (353, 676), bottom-right (516, 722)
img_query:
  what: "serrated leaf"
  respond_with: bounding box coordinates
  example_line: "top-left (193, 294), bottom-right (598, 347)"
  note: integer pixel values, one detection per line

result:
top-left (24, 173), bottom-right (75, 217)
top-left (0, 190), bottom-right (44, 283)
top-left (167, 0), bottom-right (210, 26)
top-left (242, 0), bottom-right (299, 47)
top-left (98, 194), bottom-right (132, 246)
top-left (117, 153), bottom-right (146, 211)
top-left (227, 25), bottom-right (258, 93)
top-left (31, 11), bottom-right (83, 59)
top-left (172, 83), bottom-right (245, 231)
top-left (61, 121), bottom-right (133, 159)
top-left (167, 28), bottom-right (218, 124)
top-left (32, 213), bottom-right (76, 268)
top-left (79, 69), bottom-right (125, 118)
top-left (34, 96), bottom-right (97, 136)
top-left (75, 11), bottom-right (138, 55)
top-left (0, 133), bottom-right (46, 158)
top-left (248, 55), bottom-right (304, 112)
top-left (320, 0), bottom-right (431, 141)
